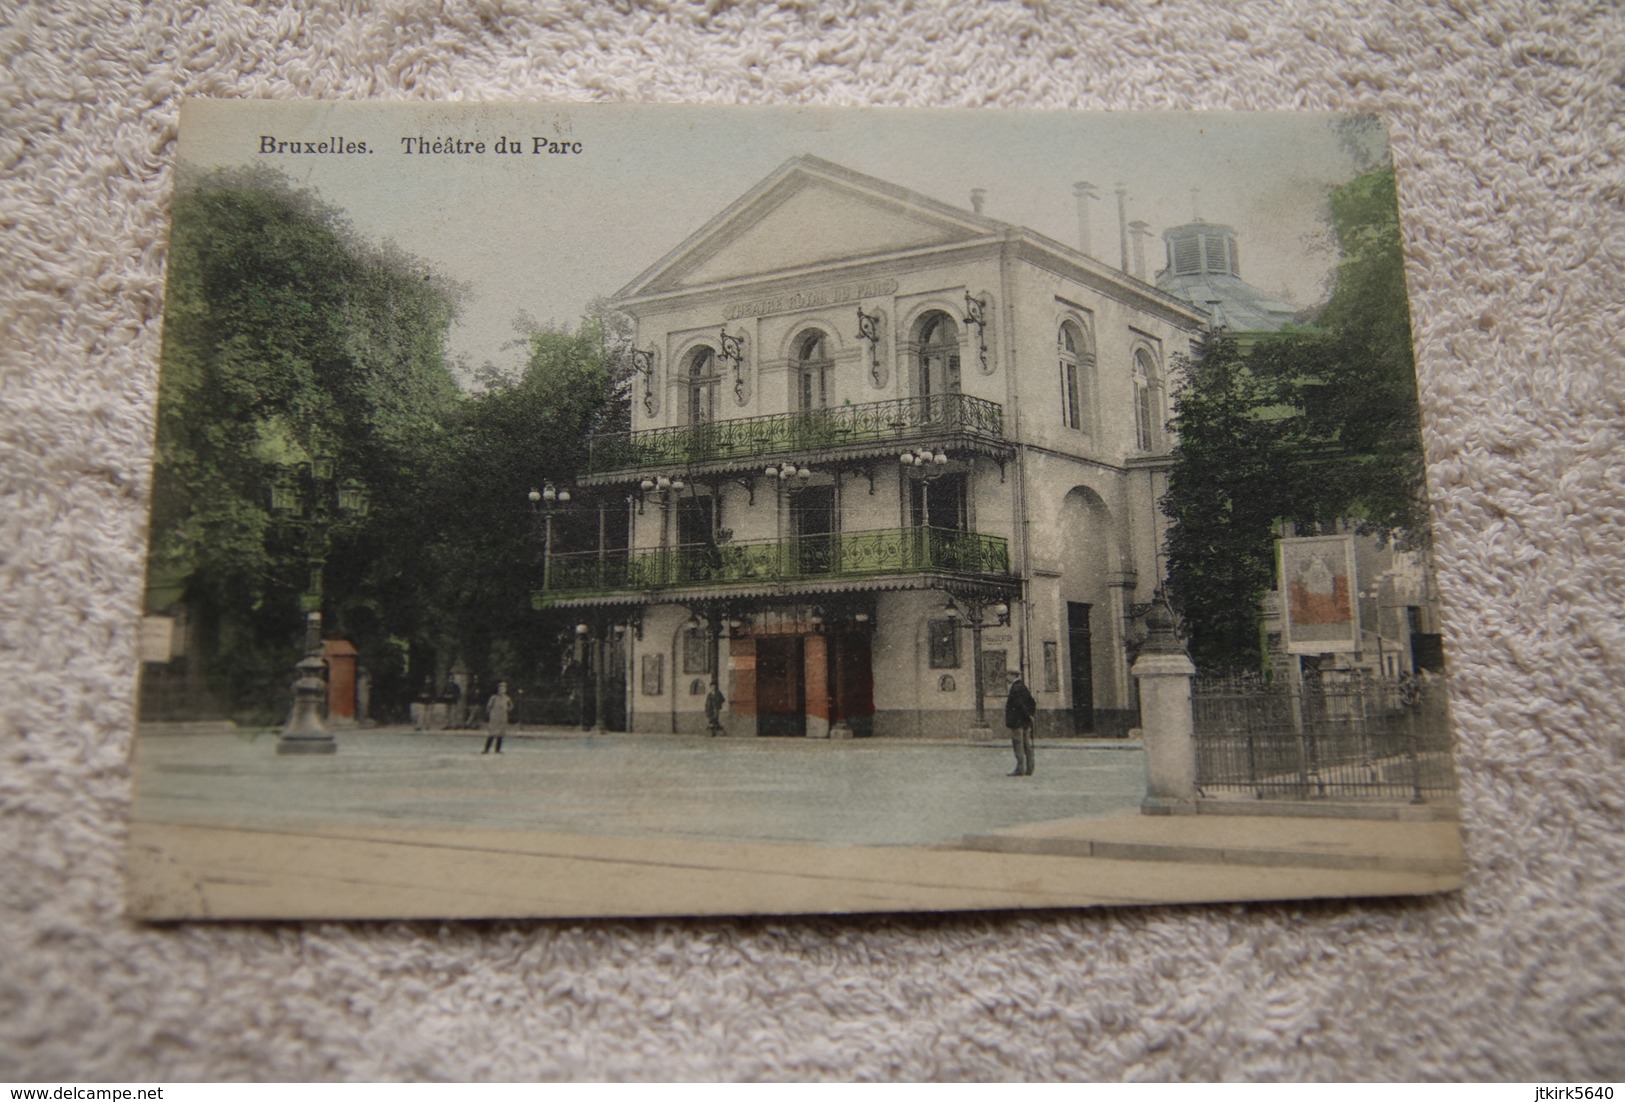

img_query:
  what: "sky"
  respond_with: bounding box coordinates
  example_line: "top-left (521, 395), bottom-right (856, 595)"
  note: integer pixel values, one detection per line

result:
top-left (177, 102), bottom-right (1386, 376)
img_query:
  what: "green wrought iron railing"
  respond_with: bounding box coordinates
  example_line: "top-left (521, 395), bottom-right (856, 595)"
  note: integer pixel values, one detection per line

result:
top-left (544, 526), bottom-right (1011, 595)
top-left (587, 393), bottom-right (1005, 474)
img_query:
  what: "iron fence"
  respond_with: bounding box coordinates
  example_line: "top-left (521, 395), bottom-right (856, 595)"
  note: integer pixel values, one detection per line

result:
top-left (546, 526), bottom-right (1010, 595)
top-left (587, 393), bottom-right (1007, 473)
top-left (1192, 672), bottom-right (1456, 802)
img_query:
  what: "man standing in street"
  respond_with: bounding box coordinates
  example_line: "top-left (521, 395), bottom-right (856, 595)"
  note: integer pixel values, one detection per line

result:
top-left (705, 683), bottom-right (726, 737)
top-left (482, 681), bottom-right (513, 755)
top-left (1004, 669), bottom-right (1037, 776)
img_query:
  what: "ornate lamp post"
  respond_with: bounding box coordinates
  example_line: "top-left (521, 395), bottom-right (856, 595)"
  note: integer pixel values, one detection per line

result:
top-left (528, 481), bottom-right (573, 592)
top-left (269, 456), bottom-right (369, 755)
top-left (944, 593), bottom-right (1012, 729)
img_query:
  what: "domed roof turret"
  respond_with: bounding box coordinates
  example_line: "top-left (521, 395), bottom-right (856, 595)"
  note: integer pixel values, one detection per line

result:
top-left (1155, 220), bottom-right (1301, 333)
top-left (1163, 221), bottom-right (1240, 280)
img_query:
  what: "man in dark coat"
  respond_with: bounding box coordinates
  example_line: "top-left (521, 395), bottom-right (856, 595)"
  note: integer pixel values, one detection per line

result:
top-left (1004, 669), bottom-right (1037, 776)
top-left (704, 683), bottom-right (726, 736)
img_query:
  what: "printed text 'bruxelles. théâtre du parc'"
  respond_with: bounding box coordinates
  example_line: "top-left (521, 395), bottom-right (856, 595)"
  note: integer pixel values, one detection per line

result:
top-left (257, 135), bottom-right (587, 156)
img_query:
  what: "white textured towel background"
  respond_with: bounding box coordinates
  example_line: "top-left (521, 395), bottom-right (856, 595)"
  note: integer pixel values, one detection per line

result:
top-left (3, 0), bottom-right (1623, 1082)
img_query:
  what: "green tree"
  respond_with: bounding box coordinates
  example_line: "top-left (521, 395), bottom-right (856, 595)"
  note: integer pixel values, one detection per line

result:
top-left (1162, 335), bottom-right (1305, 671)
top-left (1301, 168), bottom-right (1426, 538)
top-left (148, 165), bottom-right (462, 720)
top-left (1162, 166), bottom-right (1426, 671)
top-left (411, 315), bottom-right (619, 702)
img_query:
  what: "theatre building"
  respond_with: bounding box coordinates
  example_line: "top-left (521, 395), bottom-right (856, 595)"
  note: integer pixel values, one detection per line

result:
top-left (542, 156), bottom-right (1205, 738)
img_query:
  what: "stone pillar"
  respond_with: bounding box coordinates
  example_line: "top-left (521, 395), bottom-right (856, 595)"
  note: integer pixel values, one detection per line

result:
top-left (1131, 601), bottom-right (1196, 814)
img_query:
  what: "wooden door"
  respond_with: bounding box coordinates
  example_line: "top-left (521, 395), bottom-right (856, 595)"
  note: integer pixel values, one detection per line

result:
top-left (755, 636), bottom-right (805, 737)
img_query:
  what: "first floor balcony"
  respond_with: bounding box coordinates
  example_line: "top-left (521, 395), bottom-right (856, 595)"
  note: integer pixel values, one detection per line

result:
top-left (540, 526), bottom-right (1011, 602)
top-left (584, 393), bottom-right (1008, 482)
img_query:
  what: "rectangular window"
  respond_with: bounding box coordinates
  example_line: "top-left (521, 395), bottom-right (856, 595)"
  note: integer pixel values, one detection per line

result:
top-left (1061, 362), bottom-right (1081, 428)
top-left (1136, 385), bottom-right (1155, 451)
top-left (1043, 641), bottom-right (1060, 692)
top-left (681, 627), bottom-right (712, 674)
top-left (928, 619), bottom-right (960, 669)
top-left (799, 366), bottom-right (827, 410)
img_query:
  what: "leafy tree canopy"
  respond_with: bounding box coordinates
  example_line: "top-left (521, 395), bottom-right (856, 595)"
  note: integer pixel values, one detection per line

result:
top-left (405, 313), bottom-right (622, 698)
top-left (149, 164), bottom-right (463, 718)
top-left (1162, 166), bottom-right (1425, 672)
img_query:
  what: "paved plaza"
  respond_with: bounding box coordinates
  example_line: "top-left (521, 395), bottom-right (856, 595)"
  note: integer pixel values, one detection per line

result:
top-left (127, 725), bottom-right (1464, 921)
top-left (132, 727), bottom-right (1149, 848)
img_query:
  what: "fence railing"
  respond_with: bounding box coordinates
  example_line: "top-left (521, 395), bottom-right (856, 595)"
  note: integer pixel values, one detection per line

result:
top-left (545, 526), bottom-right (1011, 595)
top-left (587, 393), bottom-right (1006, 474)
top-left (1192, 673), bottom-right (1456, 802)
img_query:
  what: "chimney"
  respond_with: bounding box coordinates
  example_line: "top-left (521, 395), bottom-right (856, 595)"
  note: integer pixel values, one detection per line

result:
top-left (970, 188), bottom-right (987, 215)
top-left (1129, 220), bottom-right (1152, 281)
top-left (1073, 181), bottom-right (1100, 257)
top-left (1115, 184), bottom-right (1130, 275)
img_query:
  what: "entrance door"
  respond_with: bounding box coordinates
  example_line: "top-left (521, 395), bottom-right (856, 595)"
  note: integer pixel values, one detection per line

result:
top-left (1067, 601), bottom-right (1095, 733)
top-left (675, 496), bottom-right (717, 583)
top-left (831, 632), bottom-right (875, 737)
top-left (910, 474), bottom-right (967, 569)
top-left (918, 312), bottom-right (962, 414)
top-left (756, 636), bottom-right (805, 737)
top-left (791, 486), bottom-right (835, 576)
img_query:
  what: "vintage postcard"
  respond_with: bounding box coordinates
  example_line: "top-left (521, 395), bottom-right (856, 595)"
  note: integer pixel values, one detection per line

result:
top-left (129, 102), bottom-right (1462, 921)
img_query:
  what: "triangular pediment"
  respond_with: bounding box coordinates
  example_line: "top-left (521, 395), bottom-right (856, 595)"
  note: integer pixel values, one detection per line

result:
top-left (619, 156), bottom-right (1003, 300)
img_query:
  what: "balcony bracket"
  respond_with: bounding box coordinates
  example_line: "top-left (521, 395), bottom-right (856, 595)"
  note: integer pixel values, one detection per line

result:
top-left (730, 474), bottom-right (757, 505)
top-left (856, 306), bottom-right (883, 386)
top-left (964, 292), bottom-right (990, 374)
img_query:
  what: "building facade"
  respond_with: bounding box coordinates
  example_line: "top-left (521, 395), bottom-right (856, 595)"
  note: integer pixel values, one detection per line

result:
top-left (542, 156), bottom-right (1205, 738)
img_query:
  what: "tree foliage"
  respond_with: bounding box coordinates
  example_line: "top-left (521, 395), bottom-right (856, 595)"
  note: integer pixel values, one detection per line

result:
top-left (1162, 167), bottom-right (1425, 672)
top-left (149, 165), bottom-right (462, 719)
top-left (413, 317), bottom-right (618, 692)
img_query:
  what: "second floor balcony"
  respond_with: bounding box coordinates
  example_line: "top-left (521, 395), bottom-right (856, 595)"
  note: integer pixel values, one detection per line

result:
top-left (543, 526), bottom-right (1011, 599)
top-left (586, 393), bottom-right (1007, 479)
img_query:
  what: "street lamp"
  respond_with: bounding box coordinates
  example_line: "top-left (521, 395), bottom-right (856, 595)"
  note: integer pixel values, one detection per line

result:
top-left (269, 455), bottom-right (369, 755)
top-left (528, 481), bottom-right (573, 593)
top-left (634, 472), bottom-right (687, 515)
top-left (944, 593), bottom-right (1012, 729)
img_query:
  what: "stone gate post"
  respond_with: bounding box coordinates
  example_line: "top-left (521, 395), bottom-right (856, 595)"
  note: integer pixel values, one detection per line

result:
top-left (1132, 601), bottom-right (1197, 815)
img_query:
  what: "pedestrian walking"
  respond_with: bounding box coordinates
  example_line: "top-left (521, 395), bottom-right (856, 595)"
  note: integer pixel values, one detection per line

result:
top-left (1004, 669), bottom-right (1037, 776)
top-left (482, 681), bottom-right (513, 754)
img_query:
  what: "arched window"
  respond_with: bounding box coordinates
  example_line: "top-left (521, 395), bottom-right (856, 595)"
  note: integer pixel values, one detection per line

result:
top-left (686, 346), bottom-right (720, 425)
top-left (1059, 321), bottom-right (1088, 431)
top-left (916, 312), bottom-right (961, 401)
top-left (795, 330), bottom-right (831, 411)
top-left (1132, 348), bottom-right (1163, 452)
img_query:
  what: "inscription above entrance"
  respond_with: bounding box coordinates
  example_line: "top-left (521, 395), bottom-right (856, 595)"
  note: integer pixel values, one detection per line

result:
top-left (724, 279), bottom-right (898, 321)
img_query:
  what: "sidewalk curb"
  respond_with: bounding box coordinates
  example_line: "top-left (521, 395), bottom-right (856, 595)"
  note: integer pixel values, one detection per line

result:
top-left (947, 832), bottom-right (1464, 875)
